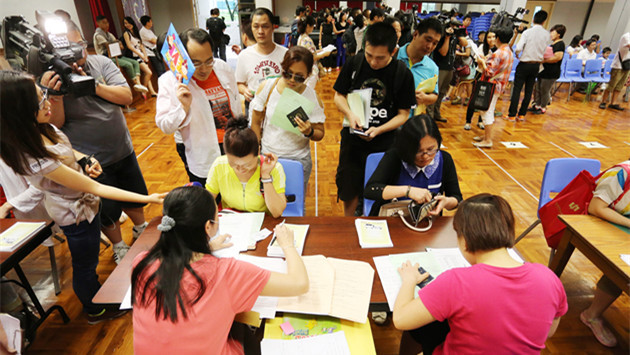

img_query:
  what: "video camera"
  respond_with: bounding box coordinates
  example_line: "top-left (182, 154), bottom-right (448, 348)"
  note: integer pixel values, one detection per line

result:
top-left (436, 12), bottom-right (467, 38)
top-left (1, 11), bottom-right (95, 97)
top-left (490, 7), bottom-right (530, 34)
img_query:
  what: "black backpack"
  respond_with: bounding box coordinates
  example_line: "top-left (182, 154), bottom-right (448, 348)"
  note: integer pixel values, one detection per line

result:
top-left (206, 17), bottom-right (223, 40)
top-left (342, 26), bottom-right (356, 54)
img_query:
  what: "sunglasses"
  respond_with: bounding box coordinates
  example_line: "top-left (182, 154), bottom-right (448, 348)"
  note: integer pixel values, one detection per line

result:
top-left (282, 70), bottom-right (307, 84)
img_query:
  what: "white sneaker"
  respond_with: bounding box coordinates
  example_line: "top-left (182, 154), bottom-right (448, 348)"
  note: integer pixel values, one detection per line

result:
top-left (112, 244), bottom-right (130, 264)
top-left (132, 222), bottom-right (149, 240)
top-left (133, 84), bottom-right (148, 93)
top-left (119, 212), bottom-right (129, 224)
top-left (464, 123), bottom-right (471, 130)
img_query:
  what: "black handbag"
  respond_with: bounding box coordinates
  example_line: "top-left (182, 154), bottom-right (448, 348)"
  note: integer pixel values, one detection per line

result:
top-left (619, 51), bottom-right (630, 70)
top-left (470, 73), bottom-right (501, 111)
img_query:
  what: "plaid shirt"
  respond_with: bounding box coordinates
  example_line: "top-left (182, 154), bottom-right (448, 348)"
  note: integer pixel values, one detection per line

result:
top-left (482, 45), bottom-right (514, 95)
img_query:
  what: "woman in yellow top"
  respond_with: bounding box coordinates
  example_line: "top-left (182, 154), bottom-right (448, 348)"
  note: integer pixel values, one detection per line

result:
top-left (205, 117), bottom-right (286, 217)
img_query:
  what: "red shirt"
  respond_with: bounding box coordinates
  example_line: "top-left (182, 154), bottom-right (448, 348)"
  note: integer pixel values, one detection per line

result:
top-left (133, 252), bottom-right (270, 355)
top-left (193, 71), bottom-right (234, 143)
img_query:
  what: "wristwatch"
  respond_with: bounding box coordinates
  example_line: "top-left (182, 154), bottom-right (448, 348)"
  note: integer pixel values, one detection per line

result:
top-left (261, 176), bottom-right (273, 184)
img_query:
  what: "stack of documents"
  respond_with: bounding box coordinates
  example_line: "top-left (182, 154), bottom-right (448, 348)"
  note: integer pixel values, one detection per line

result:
top-left (374, 248), bottom-right (524, 311)
top-left (355, 219), bottom-right (393, 248)
top-left (261, 331), bottom-right (351, 355)
top-left (267, 224), bottom-right (309, 257)
top-left (276, 255), bottom-right (374, 323)
top-left (0, 222), bottom-right (46, 252)
top-left (344, 88), bottom-right (372, 135)
top-left (212, 212), bottom-right (266, 258)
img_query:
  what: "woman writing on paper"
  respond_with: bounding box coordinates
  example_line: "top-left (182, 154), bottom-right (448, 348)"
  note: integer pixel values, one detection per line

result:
top-left (297, 15), bottom-right (333, 89)
top-left (250, 46), bottom-right (326, 185)
top-left (205, 118), bottom-right (287, 217)
top-left (132, 186), bottom-right (308, 354)
top-left (0, 71), bottom-right (164, 322)
top-left (580, 160), bottom-right (630, 347)
top-left (393, 194), bottom-right (568, 354)
top-left (364, 114), bottom-right (462, 216)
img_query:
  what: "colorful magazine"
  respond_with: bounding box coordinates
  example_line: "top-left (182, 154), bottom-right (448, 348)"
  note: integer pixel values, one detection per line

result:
top-left (161, 23), bottom-right (195, 84)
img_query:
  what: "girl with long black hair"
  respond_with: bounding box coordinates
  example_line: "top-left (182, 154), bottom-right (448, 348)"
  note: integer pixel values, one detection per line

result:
top-left (132, 186), bottom-right (308, 354)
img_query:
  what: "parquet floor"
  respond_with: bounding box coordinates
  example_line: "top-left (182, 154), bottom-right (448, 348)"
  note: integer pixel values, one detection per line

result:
top-left (11, 70), bottom-right (630, 354)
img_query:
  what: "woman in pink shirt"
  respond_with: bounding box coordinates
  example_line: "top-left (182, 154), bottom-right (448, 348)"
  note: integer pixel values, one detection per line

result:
top-left (393, 194), bottom-right (568, 354)
top-left (131, 186), bottom-right (309, 354)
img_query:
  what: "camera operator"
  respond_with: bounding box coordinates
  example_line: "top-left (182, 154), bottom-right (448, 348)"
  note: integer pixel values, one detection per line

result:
top-left (41, 27), bottom-right (150, 263)
top-left (507, 10), bottom-right (550, 121)
top-left (426, 19), bottom-right (468, 123)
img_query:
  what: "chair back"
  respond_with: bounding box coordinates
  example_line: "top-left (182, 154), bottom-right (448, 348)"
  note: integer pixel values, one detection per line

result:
top-left (363, 152), bottom-right (385, 216)
top-left (536, 158), bottom-right (601, 215)
top-left (509, 57), bottom-right (519, 81)
top-left (602, 59), bottom-right (613, 80)
top-left (583, 59), bottom-right (603, 80)
top-left (278, 158), bottom-right (305, 216)
top-left (564, 58), bottom-right (584, 80)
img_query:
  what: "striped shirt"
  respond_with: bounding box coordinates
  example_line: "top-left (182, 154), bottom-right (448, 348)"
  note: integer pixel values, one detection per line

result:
top-left (593, 161), bottom-right (630, 216)
top-left (482, 44), bottom-right (513, 95)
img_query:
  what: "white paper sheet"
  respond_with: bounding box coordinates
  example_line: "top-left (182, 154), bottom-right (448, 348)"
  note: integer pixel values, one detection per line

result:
top-left (212, 212), bottom-right (265, 258)
top-left (620, 254), bottom-right (630, 267)
top-left (0, 314), bottom-right (22, 354)
top-left (261, 331), bottom-right (351, 355)
top-left (120, 286), bottom-right (132, 310)
top-left (373, 255), bottom-right (401, 312)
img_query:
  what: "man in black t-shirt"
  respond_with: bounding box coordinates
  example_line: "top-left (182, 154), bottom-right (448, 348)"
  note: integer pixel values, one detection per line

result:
top-left (206, 8), bottom-right (227, 60)
top-left (426, 24), bottom-right (467, 123)
top-left (333, 22), bottom-right (416, 216)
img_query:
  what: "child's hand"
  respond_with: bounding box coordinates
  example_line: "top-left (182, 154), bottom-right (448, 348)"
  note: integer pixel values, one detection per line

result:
top-left (210, 234), bottom-right (234, 251)
top-left (274, 224), bottom-right (295, 249)
top-left (398, 260), bottom-right (429, 285)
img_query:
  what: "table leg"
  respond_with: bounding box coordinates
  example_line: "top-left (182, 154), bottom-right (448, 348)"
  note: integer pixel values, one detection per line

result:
top-left (548, 228), bottom-right (576, 277)
top-left (13, 264), bottom-right (70, 326)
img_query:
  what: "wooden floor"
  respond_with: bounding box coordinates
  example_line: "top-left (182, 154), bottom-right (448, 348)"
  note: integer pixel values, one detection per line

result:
top-left (11, 70), bottom-right (630, 354)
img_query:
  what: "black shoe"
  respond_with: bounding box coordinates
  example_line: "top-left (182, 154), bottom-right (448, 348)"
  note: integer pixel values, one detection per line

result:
top-left (533, 108), bottom-right (545, 115)
top-left (87, 309), bottom-right (128, 325)
top-left (434, 116), bottom-right (448, 123)
top-left (527, 106), bottom-right (538, 112)
top-left (608, 104), bottom-right (625, 111)
top-left (599, 103), bottom-right (607, 109)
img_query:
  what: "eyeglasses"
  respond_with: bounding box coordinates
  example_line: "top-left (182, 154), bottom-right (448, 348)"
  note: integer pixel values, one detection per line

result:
top-left (192, 58), bottom-right (215, 69)
top-left (282, 70), bottom-right (307, 84)
top-left (38, 88), bottom-right (48, 110)
top-left (416, 147), bottom-right (438, 157)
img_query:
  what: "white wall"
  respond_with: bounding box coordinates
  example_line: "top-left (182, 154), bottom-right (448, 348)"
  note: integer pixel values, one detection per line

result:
top-left (147, 0), bottom-right (195, 36)
top-left (583, 2), bottom-right (614, 39)
top-left (547, 0), bottom-right (590, 42)
top-left (276, 0), bottom-right (302, 26)
top-left (1, 0), bottom-right (80, 48)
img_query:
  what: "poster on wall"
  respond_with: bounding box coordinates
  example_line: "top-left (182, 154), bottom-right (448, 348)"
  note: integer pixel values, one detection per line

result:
top-left (161, 23), bottom-right (195, 85)
top-left (122, 0), bottom-right (149, 28)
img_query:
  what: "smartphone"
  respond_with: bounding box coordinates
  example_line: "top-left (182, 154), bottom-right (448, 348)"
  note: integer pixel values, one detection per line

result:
top-left (416, 267), bottom-right (434, 288)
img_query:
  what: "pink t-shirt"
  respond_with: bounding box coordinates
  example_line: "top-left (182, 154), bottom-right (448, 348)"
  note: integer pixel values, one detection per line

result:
top-left (132, 252), bottom-right (271, 355)
top-left (419, 262), bottom-right (568, 355)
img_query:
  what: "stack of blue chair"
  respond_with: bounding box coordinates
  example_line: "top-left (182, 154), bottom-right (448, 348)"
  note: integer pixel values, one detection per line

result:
top-left (471, 13), bottom-right (494, 41)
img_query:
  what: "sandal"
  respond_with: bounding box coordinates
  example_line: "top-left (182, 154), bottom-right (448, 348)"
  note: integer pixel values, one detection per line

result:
top-left (580, 311), bottom-right (617, 347)
top-left (371, 311), bottom-right (387, 325)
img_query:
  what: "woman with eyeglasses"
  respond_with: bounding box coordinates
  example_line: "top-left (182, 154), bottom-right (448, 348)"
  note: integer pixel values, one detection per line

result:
top-left (132, 186), bottom-right (308, 354)
top-left (364, 114), bottom-right (462, 216)
top-left (0, 70), bottom-right (165, 322)
top-left (156, 28), bottom-right (241, 186)
top-left (206, 117), bottom-right (287, 218)
top-left (250, 46), bottom-right (326, 185)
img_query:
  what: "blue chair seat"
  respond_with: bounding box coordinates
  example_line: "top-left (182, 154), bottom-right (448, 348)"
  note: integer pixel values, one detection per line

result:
top-left (278, 158), bottom-right (305, 217)
top-left (363, 152), bottom-right (385, 216)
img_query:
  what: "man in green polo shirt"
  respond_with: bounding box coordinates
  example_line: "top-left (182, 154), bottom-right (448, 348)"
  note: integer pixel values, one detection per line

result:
top-left (397, 18), bottom-right (443, 115)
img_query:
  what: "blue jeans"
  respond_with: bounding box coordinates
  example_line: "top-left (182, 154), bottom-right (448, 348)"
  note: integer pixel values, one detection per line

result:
top-left (60, 215), bottom-right (102, 314)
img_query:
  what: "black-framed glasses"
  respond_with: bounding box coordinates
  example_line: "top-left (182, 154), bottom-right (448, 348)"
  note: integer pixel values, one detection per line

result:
top-left (416, 147), bottom-right (438, 157)
top-left (38, 88), bottom-right (48, 110)
top-left (282, 70), bottom-right (307, 84)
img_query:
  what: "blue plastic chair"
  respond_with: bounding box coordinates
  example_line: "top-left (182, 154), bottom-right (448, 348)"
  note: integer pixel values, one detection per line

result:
top-left (553, 54), bottom-right (570, 96)
top-left (564, 58), bottom-right (589, 102)
top-left (278, 158), bottom-right (304, 217)
top-left (363, 152), bottom-right (385, 216)
top-left (601, 59), bottom-right (613, 81)
top-left (582, 59), bottom-right (604, 101)
top-left (508, 57), bottom-right (519, 82)
top-left (514, 158), bottom-right (601, 248)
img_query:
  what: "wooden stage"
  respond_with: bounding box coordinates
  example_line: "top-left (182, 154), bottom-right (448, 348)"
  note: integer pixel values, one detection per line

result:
top-left (13, 70), bottom-right (630, 354)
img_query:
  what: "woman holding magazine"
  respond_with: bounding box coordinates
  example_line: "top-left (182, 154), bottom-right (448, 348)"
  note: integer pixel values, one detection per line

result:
top-left (250, 46), bottom-right (326, 185)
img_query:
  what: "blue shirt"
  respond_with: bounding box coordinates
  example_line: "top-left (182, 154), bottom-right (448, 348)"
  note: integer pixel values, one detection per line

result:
top-left (397, 43), bottom-right (439, 94)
